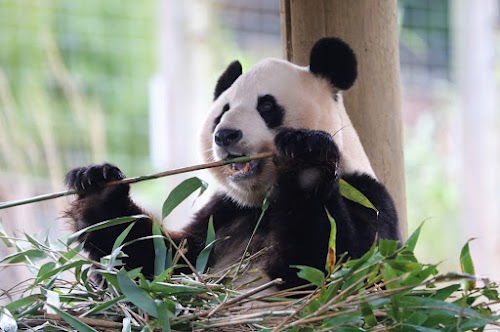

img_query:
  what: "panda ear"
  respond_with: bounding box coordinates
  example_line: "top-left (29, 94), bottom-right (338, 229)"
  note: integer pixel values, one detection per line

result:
top-left (213, 61), bottom-right (242, 101)
top-left (309, 37), bottom-right (357, 90)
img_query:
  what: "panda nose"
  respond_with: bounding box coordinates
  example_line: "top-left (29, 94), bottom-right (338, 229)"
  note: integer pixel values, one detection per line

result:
top-left (215, 128), bottom-right (242, 147)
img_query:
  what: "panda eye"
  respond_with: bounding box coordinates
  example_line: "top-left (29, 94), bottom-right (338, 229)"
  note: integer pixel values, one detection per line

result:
top-left (257, 95), bottom-right (284, 129)
top-left (257, 95), bottom-right (276, 113)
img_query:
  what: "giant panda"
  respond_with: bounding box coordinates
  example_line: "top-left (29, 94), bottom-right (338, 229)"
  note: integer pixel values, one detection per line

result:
top-left (65, 37), bottom-right (400, 290)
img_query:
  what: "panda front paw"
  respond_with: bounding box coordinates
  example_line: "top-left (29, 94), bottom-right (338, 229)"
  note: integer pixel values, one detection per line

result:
top-left (274, 128), bottom-right (340, 197)
top-left (65, 163), bottom-right (126, 197)
top-left (275, 128), bottom-right (339, 166)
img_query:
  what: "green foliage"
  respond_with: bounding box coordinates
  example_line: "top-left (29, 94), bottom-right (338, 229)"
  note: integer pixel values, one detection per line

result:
top-left (162, 177), bottom-right (208, 220)
top-left (339, 179), bottom-right (379, 216)
top-left (0, 185), bottom-right (498, 331)
top-left (0, 1), bottom-right (155, 177)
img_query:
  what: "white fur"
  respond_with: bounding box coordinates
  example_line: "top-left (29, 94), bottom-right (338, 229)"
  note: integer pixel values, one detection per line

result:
top-left (200, 58), bottom-right (375, 207)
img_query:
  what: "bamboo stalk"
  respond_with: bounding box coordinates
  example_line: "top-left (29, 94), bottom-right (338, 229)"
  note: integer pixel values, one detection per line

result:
top-left (0, 152), bottom-right (275, 210)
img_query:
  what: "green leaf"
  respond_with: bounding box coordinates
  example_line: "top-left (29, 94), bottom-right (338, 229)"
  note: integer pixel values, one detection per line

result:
top-left (398, 296), bottom-right (484, 320)
top-left (405, 221), bottom-right (425, 252)
top-left (36, 260), bottom-right (88, 284)
top-left (162, 177), bottom-right (208, 220)
top-left (36, 262), bottom-right (57, 280)
top-left (152, 221), bottom-right (167, 276)
top-left (381, 262), bottom-right (400, 289)
top-left (100, 272), bottom-right (119, 289)
top-left (67, 215), bottom-right (147, 246)
top-left (292, 265), bottom-right (324, 287)
top-left (147, 282), bottom-right (206, 295)
top-left (0, 248), bottom-right (46, 263)
top-left (195, 216), bottom-right (216, 273)
top-left (324, 208), bottom-right (337, 274)
top-left (379, 239), bottom-right (400, 257)
top-left (481, 287), bottom-right (499, 301)
top-left (59, 242), bottom-right (85, 264)
top-left (117, 269), bottom-right (158, 317)
top-left (360, 303), bottom-right (377, 327)
top-left (81, 296), bottom-right (125, 317)
top-left (433, 284), bottom-right (461, 301)
top-left (405, 310), bottom-right (428, 326)
top-left (460, 239), bottom-right (476, 290)
top-left (155, 299), bottom-right (174, 332)
top-left (400, 324), bottom-right (441, 332)
top-left (47, 304), bottom-right (98, 332)
top-left (339, 179), bottom-right (379, 216)
top-left (112, 221), bottom-right (137, 251)
top-left (0, 220), bottom-right (13, 247)
top-left (322, 312), bottom-right (362, 328)
top-left (4, 295), bottom-right (38, 314)
top-left (24, 232), bottom-right (46, 251)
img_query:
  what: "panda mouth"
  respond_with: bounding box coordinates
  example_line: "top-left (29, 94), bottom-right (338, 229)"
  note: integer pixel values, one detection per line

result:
top-left (226, 155), bottom-right (260, 178)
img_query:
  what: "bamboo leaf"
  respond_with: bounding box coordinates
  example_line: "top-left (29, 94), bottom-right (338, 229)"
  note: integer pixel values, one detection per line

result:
top-left (398, 296), bottom-right (484, 320)
top-left (155, 299), bottom-right (174, 332)
top-left (35, 260), bottom-right (88, 284)
top-left (67, 215), bottom-right (147, 246)
top-left (360, 303), bottom-right (377, 327)
top-left (46, 304), bottom-right (98, 332)
top-left (148, 282), bottom-right (206, 295)
top-left (0, 220), bottom-right (14, 247)
top-left (112, 221), bottom-right (137, 251)
top-left (460, 239), bottom-right (476, 290)
top-left (36, 262), bottom-right (56, 280)
top-left (405, 221), bottom-right (425, 252)
top-left (82, 296), bottom-right (125, 317)
top-left (117, 269), bottom-right (158, 317)
top-left (433, 284), bottom-right (461, 301)
top-left (0, 249), bottom-right (46, 264)
top-left (162, 177), bottom-right (208, 220)
top-left (322, 312), bottom-right (362, 328)
top-left (379, 239), bottom-right (400, 257)
top-left (324, 208), bottom-right (337, 274)
top-left (339, 179), bottom-right (379, 216)
top-left (152, 221), bottom-right (167, 276)
top-left (195, 216), bottom-right (216, 273)
top-left (4, 295), bottom-right (38, 314)
top-left (292, 265), bottom-right (324, 287)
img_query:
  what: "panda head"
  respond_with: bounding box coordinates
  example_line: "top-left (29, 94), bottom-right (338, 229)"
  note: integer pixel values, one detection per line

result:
top-left (201, 37), bottom-right (371, 207)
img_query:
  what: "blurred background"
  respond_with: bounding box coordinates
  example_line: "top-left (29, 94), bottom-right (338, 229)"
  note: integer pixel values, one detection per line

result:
top-left (0, 0), bottom-right (499, 299)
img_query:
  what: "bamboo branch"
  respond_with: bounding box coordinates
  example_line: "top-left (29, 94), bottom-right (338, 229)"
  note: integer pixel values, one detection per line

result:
top-left (0, 152), bottom-right (275, 210)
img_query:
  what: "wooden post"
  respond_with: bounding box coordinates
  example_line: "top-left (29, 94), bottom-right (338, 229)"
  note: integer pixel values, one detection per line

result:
top-left (280, 0), bottom-right (407, 238)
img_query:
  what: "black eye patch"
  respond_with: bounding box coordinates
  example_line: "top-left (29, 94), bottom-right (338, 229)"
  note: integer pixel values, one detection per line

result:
top-left (257, 95), bottom-right (284, 129)
top-left (213, 103), bottom-right (230, 131)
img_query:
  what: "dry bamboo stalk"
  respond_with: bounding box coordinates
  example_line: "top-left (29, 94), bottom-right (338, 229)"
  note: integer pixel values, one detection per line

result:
top-left (44, 313), bottom-right (123, 329)
top-left (0, 152), bottom-right (275, 210)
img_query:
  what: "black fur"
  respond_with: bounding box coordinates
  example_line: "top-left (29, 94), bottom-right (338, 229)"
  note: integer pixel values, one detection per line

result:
top-left (309, 37), bottom-right (357, 90)
top-left (257, 95), bottom-right (285, 129)
top-left (213, 103), bottom-right (230, 131)
top-left (213, 61), bottom-right (242, 101)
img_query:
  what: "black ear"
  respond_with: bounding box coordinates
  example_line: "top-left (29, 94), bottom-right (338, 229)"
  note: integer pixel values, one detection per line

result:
top-left (213, 61), bottom-right (242, 101)
top-left (309, 37), bottom-right (357, 90)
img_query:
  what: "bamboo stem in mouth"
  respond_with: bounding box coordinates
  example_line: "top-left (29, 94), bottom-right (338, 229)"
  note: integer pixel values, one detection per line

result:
top-left (0, 151), bottom-right (275, 210)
